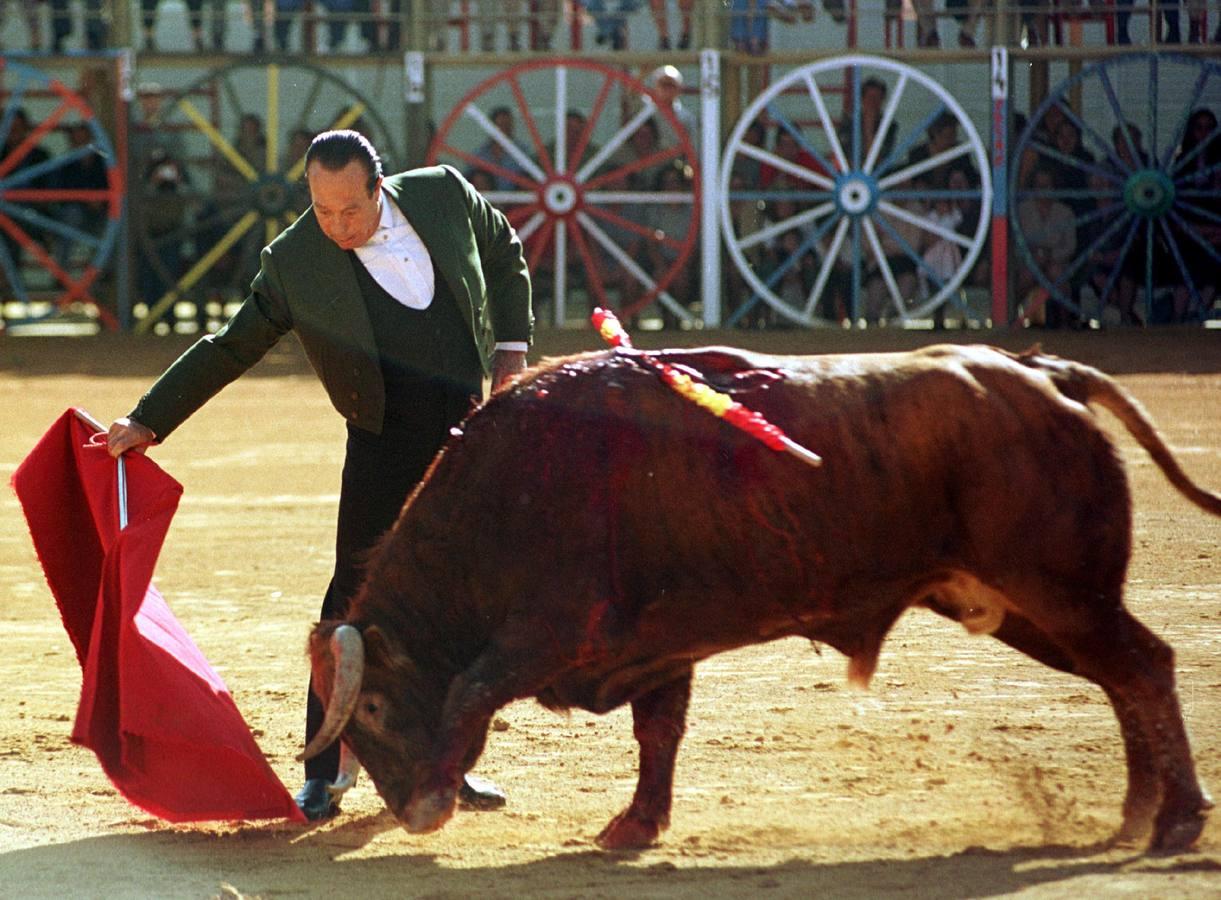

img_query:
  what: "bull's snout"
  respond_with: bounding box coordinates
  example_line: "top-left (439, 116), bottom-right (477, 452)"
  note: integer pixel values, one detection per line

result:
top-left (400, 785), bottom-right (458, 834)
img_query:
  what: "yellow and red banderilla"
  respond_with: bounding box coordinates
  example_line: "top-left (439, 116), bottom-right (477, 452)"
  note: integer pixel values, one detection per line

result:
top-left (591, 308), bottom-right (822, 468)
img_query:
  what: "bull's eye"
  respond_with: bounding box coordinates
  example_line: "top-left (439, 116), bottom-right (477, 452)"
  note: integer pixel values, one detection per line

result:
top-left (364, 701), bottom-right (379, 715)
top-left (356, 693), bottom-right (387, 729)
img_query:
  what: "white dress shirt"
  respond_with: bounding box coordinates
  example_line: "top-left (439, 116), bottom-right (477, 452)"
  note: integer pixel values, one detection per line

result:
top-left (355, 189), bottom-right (527, 352)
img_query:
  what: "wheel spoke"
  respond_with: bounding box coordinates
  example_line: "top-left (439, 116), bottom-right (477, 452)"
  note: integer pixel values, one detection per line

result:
top-left (1094, 216), bottom-right (1141, 312)
top-left (515, 209), bottom-right (547, 243)
top-left (554, 66), bottom-right (569, 174)
top-left (861, 216), bottom-right (905, 316)
top-left (771, 104), bottom-right (839, 184)
top-left (878, 141), bottom-right (973, 190)
top-left (873, 102), bottom-right (945, 180)
top-left (804, 216), bottom-right (851, 319)
top-left (177, 97), bottom-right (259, 182)
top-left (0, 198), bottom-right (100, 247)
top-left (583, 202), bottom-right (674, 247)
top-left (0, 144), bottom-right (95, 190)
top-left (583, 144), bottom-right (683, 193)
top-left (577, 211), bottom-right (688, 319)
top-left (1174, 198), bottom-right (1221, 228)
top-left (737, 201), bottom-right (835, 252)
top-left (1066, 210), bottom-right (1138, 291)
top-left (462, 105), bottom-right (547, 183)
top-left (570, 71), bottom-right (614, 177)
top-left (1162, 65), bottom-right (1211, 169)
top-left (565, 216), bottom-right (610, 310)
top-left (0, 100), bottom-right (70, 180)
top-left (1168, 209), bottom-right (1221, 266)
top-left (0, 213), bottom-right (26, 302)
top-left (1025, 139), bottom-right (1124, 188)
top-left (439, 140), bottom-right (541, 191)
top-left (1056, 102), bottom-right (1129, 178)
top-left (1148, 55), bottom-right (1158, 172)
top-left (523, 213), bottom-right (552, 268)
top-left (139, 210), bottom-right (261, 332)
top-left (873, 209), bottom-right (944, 291)
top-left (1157, 217), bottom-right (1199, 308)
top-left (0, 211), bottom-right (82, 299)
top-left (876, 199), bottom-right (973, 249)
top-left (553, 218), bottom-right (567, 318)
top-left (577, 103), bottom-right (656, 184)
top-left (735, 142), bottom-right (834, 190)
top-left (1167, 120), bottom-right (1216, 177)
top-left (864, 71), bottom-right (907, 175)
top-left (326, 101), bottom-right (367, 134)
top-left (266, 64), bottom-right (280, 173)
top-left (508, 73), bottom-right (553, 176)
top-left (802, 70), bottom-right (847, 174)
top-left (1100, 67), bottom-right (1140, 172)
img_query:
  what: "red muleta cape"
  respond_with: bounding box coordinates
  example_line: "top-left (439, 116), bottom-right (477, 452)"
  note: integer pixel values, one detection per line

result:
top-left (12, 409), bottom-right (304, 823)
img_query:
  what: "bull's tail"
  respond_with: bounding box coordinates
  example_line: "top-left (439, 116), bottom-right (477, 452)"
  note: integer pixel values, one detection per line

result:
top-left (1015, 348), bottom-right (1221, 518)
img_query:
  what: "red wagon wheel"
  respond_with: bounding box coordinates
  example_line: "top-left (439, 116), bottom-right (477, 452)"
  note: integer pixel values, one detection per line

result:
top-left (427, 58), bottom-right (700, 326)
top-left (0, 59), bottom-right (124, 329)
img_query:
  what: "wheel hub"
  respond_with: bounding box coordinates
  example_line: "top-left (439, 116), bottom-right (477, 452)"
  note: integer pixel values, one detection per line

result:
top-left (835, 172), bottom-right (878, 216)
top-left (541, 178), bottom-right (579, 216)
top-left (1123, 169), bottom-right (1175, 218)
top-left (253, 175), bottom-right (293, 217)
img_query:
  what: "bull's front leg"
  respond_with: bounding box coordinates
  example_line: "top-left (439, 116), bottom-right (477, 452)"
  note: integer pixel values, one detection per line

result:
top-left (597, 669), bottom-right (693, 850)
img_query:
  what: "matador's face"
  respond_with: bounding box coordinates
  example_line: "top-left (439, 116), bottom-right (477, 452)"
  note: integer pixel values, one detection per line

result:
top-left (307, 159), bottom-right (382, 251)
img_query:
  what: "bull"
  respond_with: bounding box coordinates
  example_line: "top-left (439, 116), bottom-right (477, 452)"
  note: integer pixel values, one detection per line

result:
top-left (300, 343), bottom-right (1218, 851)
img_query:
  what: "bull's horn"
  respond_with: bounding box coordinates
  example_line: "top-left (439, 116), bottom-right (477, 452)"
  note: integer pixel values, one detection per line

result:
top-left (328, 742), bottom-right (362, 798)
top-left (297, 624), bottom-right (365, 762)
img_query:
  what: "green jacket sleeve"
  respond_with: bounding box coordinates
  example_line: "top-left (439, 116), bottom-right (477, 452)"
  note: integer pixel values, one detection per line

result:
top-left (130, 249), bottom-right (294, 440)
top-left (451, 166), bottom-right (533, 346)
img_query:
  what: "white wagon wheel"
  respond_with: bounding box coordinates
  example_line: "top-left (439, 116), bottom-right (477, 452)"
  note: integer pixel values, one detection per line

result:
top-left (427, 58), bottom-right (701, 326)
top-left (720, 55), bottom-right (991, 327)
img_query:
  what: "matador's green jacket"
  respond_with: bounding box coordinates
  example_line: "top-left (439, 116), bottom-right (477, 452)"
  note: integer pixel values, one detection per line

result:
top-left (131, 164), bottom-right (533, 440)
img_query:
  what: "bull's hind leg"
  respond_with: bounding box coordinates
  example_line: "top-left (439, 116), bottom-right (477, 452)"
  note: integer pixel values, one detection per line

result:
top-left (596, 669), bottom-right (693, 850)
top-left (995, 607), bottom-right (1210, 851)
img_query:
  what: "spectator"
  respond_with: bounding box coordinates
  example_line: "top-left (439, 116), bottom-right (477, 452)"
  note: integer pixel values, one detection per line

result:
top-left (283, 126), bottom-right (315, 213)
top-left (1170, 107), bottom-right (1220, 320)
top-left (545, 109), bottom-right (601, 175)
top-left (725, 170), bottom-right (771, 327)
top-left (141, 0), bottom-right (228, 51)
top-left (130, 84), bottom-right (187, 178)
top-left (480, 0), bottom-right (559, 51)
top-left (648, 0), bottom-right (692, 49)
top-left (837, 76), bottom-right (896, 170)
top-left (583, 0), bottom-right (642, 50)
top-left (944, 0), bottom-right (983, 47)
top-left (1016, 166), bottom-right (1077, 326)
top-left (471, 105), bottom-right (528, 190)
top-left (607, 115), bottom-right (665, 190)
top-left (760, 125), bottom-right (826, 189)
top-left (356, 0), bottom-right (402, 51)
top-left (646, 64), bottom-right (697, 152)
top-left (728, 0), bottom-right (781, 54)
top-left (53, 122), bottom-right (109, 275)
top-left (48, 0), bottom-right (108, 51)
top-left (2, 0), bottom-right (41, 50)
top-left (137, 146), bottom-right (190, 314)
top-left (906, 111), bottom-right (978, 196)
top-left (862, 186), bottom-right (923, 322)
top-left (634, 163), bottom-right (694, 326)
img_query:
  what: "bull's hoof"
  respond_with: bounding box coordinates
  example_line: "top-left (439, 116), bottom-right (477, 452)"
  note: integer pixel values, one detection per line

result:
top-left (1149, 810), bottom-right (1208, 855)
top-left (595, 810), bottom-right (665, 850)
top-left (402, 785), bottom-right (458, 834)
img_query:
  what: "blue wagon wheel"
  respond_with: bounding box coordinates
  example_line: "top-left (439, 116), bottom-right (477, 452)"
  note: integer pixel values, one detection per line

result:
top-left (0, 58), bottom-right (123, 329)
top-left (1010, 53), bottom-right (1221, 326)
top-left (719, 55), bottom-right (991, 327)
top-left (132, 61), bottom-right (400, 333)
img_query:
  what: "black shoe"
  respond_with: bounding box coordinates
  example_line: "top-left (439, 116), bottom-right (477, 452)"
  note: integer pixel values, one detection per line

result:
top-left (295, 778), bottom-right (340, 821)
top-left (458, 774), bottom-right (506, 811)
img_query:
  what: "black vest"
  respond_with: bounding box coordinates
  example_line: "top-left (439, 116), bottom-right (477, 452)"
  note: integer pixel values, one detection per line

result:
top-left (349, 254), bottom-right (482, 434)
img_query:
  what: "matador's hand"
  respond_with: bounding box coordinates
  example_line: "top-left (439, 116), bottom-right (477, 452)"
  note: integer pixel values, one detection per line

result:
top-left (106, 417), bottom-right (156, 459)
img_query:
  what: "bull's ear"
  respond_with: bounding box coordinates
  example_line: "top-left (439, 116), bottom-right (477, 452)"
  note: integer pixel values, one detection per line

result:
top-left (361, 624), bottom-right (390, 667)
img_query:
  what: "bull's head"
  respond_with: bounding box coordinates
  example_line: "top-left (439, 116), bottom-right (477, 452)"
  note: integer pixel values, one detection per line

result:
top-left (299, 623), bottom-right (455, 832)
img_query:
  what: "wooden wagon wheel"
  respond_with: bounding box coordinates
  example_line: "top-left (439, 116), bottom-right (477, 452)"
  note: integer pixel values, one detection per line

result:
top-left (0, 58), bottom-right (123, 329)
top-left (133, 60), bottom-right (400, 334)
top-left (427, 58), bottom-right (701, 326)
top-left (1010, 52), bottom-right (1221, 325)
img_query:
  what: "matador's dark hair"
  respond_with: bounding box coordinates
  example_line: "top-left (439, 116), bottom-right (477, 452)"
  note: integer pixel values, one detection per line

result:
top-left (305, 129), bottom-right (383, 194)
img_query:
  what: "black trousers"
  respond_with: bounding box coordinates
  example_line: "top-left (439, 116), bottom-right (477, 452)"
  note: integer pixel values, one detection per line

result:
top-left (303, 385), bottom-right (476, 781)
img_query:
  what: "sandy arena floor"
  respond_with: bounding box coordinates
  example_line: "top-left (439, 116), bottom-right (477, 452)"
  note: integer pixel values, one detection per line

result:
top-left (0, 327), bottom-right (1218, 899)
